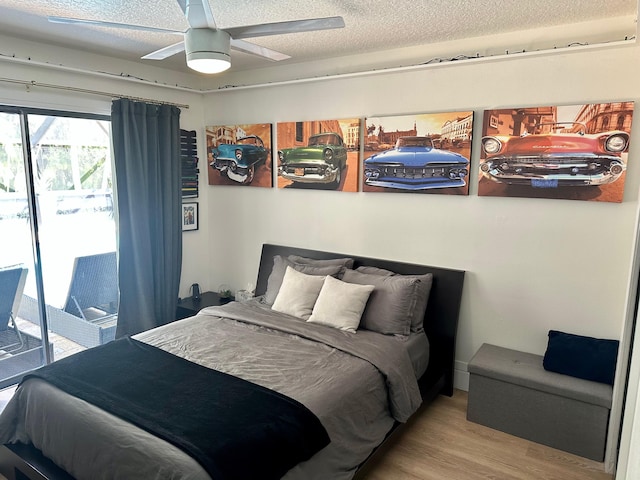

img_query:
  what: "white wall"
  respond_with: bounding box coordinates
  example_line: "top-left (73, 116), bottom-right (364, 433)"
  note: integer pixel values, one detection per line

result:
top-left (201, 46), bottom-right (640, 473)
top-left (202, 44), bottom-right (640, 368)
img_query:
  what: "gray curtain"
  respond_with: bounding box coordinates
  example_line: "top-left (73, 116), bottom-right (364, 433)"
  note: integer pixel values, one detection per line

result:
top-left (111, 99), bottom-right (182, 337)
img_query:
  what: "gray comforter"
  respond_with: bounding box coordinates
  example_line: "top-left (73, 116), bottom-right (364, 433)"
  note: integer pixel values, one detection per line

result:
top-left (0, 300), bottom-right (423, 480)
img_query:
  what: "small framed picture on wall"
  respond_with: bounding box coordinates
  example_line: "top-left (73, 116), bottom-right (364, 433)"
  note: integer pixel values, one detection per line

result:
top-left (182, 202), bottom-right (198, 231)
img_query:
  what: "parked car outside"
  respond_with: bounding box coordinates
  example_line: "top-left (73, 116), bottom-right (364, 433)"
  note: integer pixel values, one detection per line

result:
top-left (278, 132), bottom-right (348, 188)
top-left (363, 136), bottom-right (469, 190)
top-left (479, 122), bottom-right (628, 188)
top-left (210, 135), bottom-right (269, 185)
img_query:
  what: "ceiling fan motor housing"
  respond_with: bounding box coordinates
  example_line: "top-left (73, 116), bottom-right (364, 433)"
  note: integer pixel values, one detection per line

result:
top-left (185, 28), bottom-right (231, 66)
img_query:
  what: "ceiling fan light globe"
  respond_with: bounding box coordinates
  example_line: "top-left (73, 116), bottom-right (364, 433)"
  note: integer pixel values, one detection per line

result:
top-left (187, 52), bottom-right (230, 74)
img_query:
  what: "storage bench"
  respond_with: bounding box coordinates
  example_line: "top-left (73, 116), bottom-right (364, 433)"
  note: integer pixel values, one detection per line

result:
top-left (467, 343), bottom-right (613, 461)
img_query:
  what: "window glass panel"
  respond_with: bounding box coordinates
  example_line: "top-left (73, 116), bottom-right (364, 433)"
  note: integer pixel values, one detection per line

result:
top-left (1, 109), bottom-right (116, 386)
top-left (28, 115), bottom-right (117, 360)
top-left (295, 122), bottom-right (304, 143)
top-left (0, 111), bottom-right (46, 387)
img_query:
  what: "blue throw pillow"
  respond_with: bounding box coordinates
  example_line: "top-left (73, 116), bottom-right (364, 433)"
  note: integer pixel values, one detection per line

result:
top-left (542, 330), bottom-right (619, 385)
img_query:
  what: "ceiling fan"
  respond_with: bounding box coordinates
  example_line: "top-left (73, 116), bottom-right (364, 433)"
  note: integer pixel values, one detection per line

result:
top-left (48, 0), bottom-right (345, 74)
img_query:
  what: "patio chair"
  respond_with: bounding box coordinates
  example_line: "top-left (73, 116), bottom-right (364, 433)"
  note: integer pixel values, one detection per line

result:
top-left (63, 252), bottom-right (118, 322)
top-left (0, 265), bottom-right (29, 353)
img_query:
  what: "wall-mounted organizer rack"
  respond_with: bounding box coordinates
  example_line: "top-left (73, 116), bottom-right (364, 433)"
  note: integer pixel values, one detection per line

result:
top-left (180, 129), bottom-right (199, 198)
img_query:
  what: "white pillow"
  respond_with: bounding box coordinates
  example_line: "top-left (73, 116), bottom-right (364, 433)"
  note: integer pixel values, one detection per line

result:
top-left (271, 266), bottom-right (326, 320)
top-left (307, 275), bottom-right (375, 333)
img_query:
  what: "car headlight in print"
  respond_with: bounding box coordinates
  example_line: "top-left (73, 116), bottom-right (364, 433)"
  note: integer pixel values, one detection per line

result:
top-left (480, 162), bottom-right (492, 173)
top-left (449, 168), bottom-right (468, 179)
top-left (482, 137), bottom-right (502, 155)
top-left (610, 162), bottom-right (624, 176)
top-left (605, 133), bottom-right (629, 153)
top-left (364, 168), bottom-right (380, 179)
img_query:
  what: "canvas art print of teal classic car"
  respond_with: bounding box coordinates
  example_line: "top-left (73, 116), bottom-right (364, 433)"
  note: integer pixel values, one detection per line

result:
top-left (210, 135), bottom-right (269, 184)
top-left (278, 132), bottom-right (348, 188)
top-left (364, 136), bottom-right (470, 190)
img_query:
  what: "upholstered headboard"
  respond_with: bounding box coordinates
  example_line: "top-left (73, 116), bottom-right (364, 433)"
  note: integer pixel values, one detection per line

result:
top-left (255, 243), bottom-right (465, 400)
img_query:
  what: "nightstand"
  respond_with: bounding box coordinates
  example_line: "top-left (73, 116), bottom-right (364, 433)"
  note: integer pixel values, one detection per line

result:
top-left (176, 291), bottom-right (233, 320)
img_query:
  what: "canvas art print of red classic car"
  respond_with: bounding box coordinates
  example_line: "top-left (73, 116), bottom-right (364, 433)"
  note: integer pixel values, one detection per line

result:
top-left (479, 103), bottom-right (634, 202)
top-left (363, 112), bottom-right (474, 195)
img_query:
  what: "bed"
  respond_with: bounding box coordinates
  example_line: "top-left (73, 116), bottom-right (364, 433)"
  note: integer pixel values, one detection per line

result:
top-left (0, 243), bottom-right (465, 480)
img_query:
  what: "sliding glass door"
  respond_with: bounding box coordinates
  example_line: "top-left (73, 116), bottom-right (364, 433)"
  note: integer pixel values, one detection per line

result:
top-left (0, 110), bottom-right (46, 387)
top-left (0, 107), bottom-right (116, 387)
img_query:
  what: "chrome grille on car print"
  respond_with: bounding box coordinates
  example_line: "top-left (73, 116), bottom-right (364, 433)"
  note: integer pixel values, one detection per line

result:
top-left (285, 166), bottom-right (322, 175)
top-left (499, 155), bottom-right (599, 165)
top-left (378, 165), bottom-right (449, 179)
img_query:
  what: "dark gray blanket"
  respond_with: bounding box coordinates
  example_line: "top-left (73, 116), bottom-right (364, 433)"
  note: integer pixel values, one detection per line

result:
top-left (23, 337), bottom-right (330, 480)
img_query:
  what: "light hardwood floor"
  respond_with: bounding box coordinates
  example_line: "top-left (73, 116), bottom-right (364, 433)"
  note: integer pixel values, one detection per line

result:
top-left (357, 390), bottom-right (613, 480)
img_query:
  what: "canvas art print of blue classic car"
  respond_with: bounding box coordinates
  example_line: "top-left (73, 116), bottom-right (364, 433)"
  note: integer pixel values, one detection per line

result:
top-left (206, 124), bottom-right (273, 188)
top-left (363, 112), bottom-right (474, 194)
top-left (277, 119), bottom-right (360, 192)
top-left (364, 136), bottom-right (469, 190)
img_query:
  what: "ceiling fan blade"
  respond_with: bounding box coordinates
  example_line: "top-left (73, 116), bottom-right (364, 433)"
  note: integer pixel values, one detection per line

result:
top-left (178, 0), bottom-right (217, 29)
top-left (230, 39), bottom-right (290, 61)
top-left (48, 16), bottom-right (182, 35)
top-left (142, 41), bottom-right (186, 60)
top-left (225, 16), bottom-right (345, 40)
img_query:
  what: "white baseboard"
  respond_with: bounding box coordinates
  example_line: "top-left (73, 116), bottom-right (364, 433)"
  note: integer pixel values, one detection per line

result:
top-left (454, 360), bottom-right (469, 392)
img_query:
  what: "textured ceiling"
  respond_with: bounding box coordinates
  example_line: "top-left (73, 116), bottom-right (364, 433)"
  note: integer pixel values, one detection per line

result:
top-left (0, 0), bottom-right (637, 80)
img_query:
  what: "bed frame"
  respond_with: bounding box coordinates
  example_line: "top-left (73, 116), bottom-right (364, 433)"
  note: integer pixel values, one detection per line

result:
top-left (1, 243), bottom-right (466, 480)
top-left (257, 244), bottom-right (466, 402)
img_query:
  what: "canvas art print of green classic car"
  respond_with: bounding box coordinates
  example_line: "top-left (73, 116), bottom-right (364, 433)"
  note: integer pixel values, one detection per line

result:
top-left (277, 119), bottom-right (360, 192)
top-left (279, 132), bottom-right (346, 187)
top-left (206, 124), bottom-right (273, 188)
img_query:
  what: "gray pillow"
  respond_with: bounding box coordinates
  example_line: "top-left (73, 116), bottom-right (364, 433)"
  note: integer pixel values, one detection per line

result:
top-left (354, 266), bottom-right (433, 333)
top-left (342, 269), bottom-right (420, 336)
top-left (288, 255), bottom-right (354, 269)
top-left (263, 255), bottom-right (344, 305)
top-left (409, 273), bottom-right (433, 333)
top-left (355, 265), bottom-right (394, 276)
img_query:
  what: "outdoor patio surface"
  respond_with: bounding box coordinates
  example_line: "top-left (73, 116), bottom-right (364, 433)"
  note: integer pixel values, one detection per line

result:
top-left (0, 318), bottom-right (85, 414)
top-left (15, 316), bottom-right (85, 361)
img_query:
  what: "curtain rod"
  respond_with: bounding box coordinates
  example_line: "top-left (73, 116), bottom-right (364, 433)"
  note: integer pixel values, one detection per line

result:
top-left (0, 77), bottom-right (190, 109)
